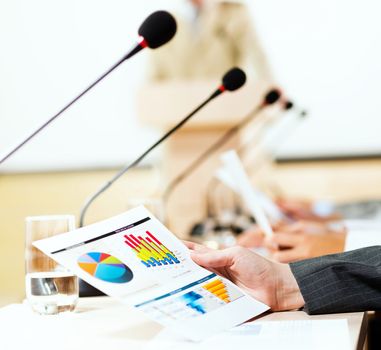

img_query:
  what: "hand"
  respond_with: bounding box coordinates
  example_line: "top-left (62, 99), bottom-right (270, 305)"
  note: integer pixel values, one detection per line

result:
top-left (235, 226), bottom-right (265, 248)
top-left (276, 197), bottom-right (341, 222)
top-left (184, 240), bottom-right (305, 311)
top-left (265, 221), bottom-right (347, 263)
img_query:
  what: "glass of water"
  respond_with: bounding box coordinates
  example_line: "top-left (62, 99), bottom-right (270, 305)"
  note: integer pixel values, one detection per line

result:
top-left (25, 215), bottom-right (79, 315)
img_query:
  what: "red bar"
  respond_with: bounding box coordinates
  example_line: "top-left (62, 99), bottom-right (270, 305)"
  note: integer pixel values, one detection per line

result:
top-left (130, 234), bottom-right (142, 247)
top-left (146, 237), bottom-right (165, 255)
top-left (146, 231), bottom-right (163, 246)
top-left (141, 237), bottom-right (166, 259)
top-left (138, 236), bottom-right (154, 253)
top-left (124, 235), bottom-right (139, 248)
top-left (125, 241), bottom-right (139, 252)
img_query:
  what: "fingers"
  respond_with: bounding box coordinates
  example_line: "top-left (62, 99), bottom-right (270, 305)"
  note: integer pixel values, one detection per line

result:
top-left (272, 248), bottom-right (304, 263)
top-left (276, 221), bottom-right (312, 233)
top-left (183, 240), bottom-right (212, 253)
top-left (183, 240), bottom-right (200, 250)
top-left (191, 246), bottom-right (250, 269)
top-left (266, 233), bottom-right (302, 248)
top-left (236, 230), bottom-right (264, 248)
top-left (190, 248), bottom-right (232, 268)
top-left (274, 220), bottom-right (328, 235)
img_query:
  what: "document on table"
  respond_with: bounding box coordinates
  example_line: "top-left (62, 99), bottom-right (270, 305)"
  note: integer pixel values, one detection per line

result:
top-left (33, 206), bottom-right (269, 341)
top-left (215, 165), bottom-right (285, 223)
top-left (148, 319), bottom-right (351, 350)
top-left (219, 150), bottom-right (274, 236)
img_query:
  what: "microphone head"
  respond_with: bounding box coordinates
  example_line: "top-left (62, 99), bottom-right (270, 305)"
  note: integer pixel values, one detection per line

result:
top-left (138, 11), bottom-right (177, 49)
top-left (284, 100), bottom-right (294, 110)
top-left (222, 67), bottom-right (246, 91)
top-left (264, 89), bottom-right (281, 105)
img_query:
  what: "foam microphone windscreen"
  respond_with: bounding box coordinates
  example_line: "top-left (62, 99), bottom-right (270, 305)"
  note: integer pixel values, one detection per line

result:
top-left (138, 11), bottom-right (177, 49)
top-left (222, 67), bottom-right (247, 91)
top-left (264, 89), bottom-right (281, 105)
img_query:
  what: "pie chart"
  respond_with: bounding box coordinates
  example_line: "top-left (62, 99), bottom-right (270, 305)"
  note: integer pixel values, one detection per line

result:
top-left (77, 252), bottom-right (133, 283)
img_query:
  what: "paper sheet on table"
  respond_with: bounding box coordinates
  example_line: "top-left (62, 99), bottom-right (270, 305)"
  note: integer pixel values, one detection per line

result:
top-left (219, 150), bottom-right (273, 236)
top-left (33, 206), bottom-right (269, 341)
top-left (215, 165), bottom-right (286, 223)
top-left (147, 319), bottom-right (351, 350)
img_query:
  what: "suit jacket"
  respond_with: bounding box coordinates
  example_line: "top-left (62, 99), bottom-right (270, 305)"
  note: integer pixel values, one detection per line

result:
top-left (290, 246), bottom-right (381, 314)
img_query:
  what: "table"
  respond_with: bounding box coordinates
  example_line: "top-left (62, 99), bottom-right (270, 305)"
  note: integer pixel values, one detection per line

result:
top-left (0, 297), bottom-right (367, 350)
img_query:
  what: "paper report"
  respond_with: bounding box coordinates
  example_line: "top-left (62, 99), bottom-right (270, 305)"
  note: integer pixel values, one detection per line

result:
top-left (34, 206), bottom-right (269, 341)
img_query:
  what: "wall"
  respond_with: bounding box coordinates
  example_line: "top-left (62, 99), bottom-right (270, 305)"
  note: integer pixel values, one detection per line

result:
top-left (2, 1), bottom-right (381, 173)
top-left (249, 0), bottom-right (381, 158)
top-left (0, 0), bottom-right (182, 172)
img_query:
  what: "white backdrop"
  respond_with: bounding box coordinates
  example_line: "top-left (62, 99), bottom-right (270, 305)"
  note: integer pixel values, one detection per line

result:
top-left (250, 0), bottom-right (381, 159)
top-left (1, 0), bottom-right (381, 172)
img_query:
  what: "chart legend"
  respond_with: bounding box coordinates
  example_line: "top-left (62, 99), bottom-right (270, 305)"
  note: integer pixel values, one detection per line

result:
top-left (124, 230), bottom-right (180, 267)
top-left (77, 252), bottom-right (133, 283)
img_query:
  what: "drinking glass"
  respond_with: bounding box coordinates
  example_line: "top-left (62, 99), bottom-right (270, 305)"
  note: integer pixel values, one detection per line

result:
top-left (25, 215), bottom-right (78, 315)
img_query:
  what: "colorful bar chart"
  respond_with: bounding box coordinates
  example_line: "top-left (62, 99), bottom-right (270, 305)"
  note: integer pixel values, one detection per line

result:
top-left (124, 230), bottom-right (180, 267)
top-left (203, 279), bottom-right (231, 303)
top-left (179, 291), bottom-right (206, 314)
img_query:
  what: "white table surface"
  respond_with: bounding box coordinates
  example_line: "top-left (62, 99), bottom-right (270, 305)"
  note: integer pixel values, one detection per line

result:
top-left (0, 297), bottom-right (366, 350)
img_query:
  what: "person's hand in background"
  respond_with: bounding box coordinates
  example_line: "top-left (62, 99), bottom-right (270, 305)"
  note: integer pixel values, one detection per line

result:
top-left (264, 221), bottom-right (347, 263)
top-left (276, 197), bottom-right (341, 222)
top-left (184, 241), bottom-right (305, 311)
top-left (235, 225), bottom-right (266, 248)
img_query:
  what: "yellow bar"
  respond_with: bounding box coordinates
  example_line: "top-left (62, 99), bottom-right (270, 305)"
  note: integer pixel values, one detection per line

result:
top-left (159, 244), bottom-right (172, 254)
top-left (208, 283), bottom-right (225, 293)
top-left (140, 245), bottom-right (159, 260)
top-left (139, 246), bottom-right (152, 259)
top-left (203, 279), bottom-right (223, 289)
top-left (149, 241), bottom-right (167, 259)
top-left (217, 293), bottom-right (229, 300)
top-left (214, 289), bottom-right (228, 297)
top-left (137, 246), bottom-right (155, 261)
top-left (141, 242), bottom-right (165, 261)
top-left (137, 251), bottom-right (151, 263)
top-left (149, 240), bottom-right (165, 254)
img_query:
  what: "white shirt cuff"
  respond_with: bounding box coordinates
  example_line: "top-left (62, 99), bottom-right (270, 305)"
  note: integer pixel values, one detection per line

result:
top-left (344, 227), bottom-right (381, 251)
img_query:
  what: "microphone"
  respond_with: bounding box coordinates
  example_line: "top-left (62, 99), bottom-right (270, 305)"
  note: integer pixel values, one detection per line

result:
top-left (281, 99), bottom-right (308, 118)
top-left (162, 88), bottom-right (282, 214)
top-left (78, 67), bottom-right (247, 228)
top-left (283, 100), bottom-right (294, 110)
top-left (0, 10), bottom-right (177, 165)
top-left (199, 98), bottom-right (308, 239)
top-left (240, 97), bottom-right (309, 181)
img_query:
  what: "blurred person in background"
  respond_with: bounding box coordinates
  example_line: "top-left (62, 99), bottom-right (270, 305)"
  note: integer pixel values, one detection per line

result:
top-left (237, 203), bottom-right (381, 263)
top-left (148, 0), bottom-right (273, 82)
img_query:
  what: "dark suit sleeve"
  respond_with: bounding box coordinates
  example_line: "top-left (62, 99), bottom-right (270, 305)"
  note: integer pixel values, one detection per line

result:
top-left (289, 246), bottom-right (381, 314)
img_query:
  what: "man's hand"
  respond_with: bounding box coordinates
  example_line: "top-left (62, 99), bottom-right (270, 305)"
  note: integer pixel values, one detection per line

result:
top-left (264, 221), bottom-right (347, 263)
top-left (184, 241), bottom-right (305, 312)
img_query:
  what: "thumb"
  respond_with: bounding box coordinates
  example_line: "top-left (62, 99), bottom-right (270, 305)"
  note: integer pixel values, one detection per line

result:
top-left (190, 249), bottom-right (232, 269)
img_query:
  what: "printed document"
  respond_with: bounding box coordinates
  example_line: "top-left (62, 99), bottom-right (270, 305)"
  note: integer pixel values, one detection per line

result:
top-left (34, 206), bottom-right (269, 341)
